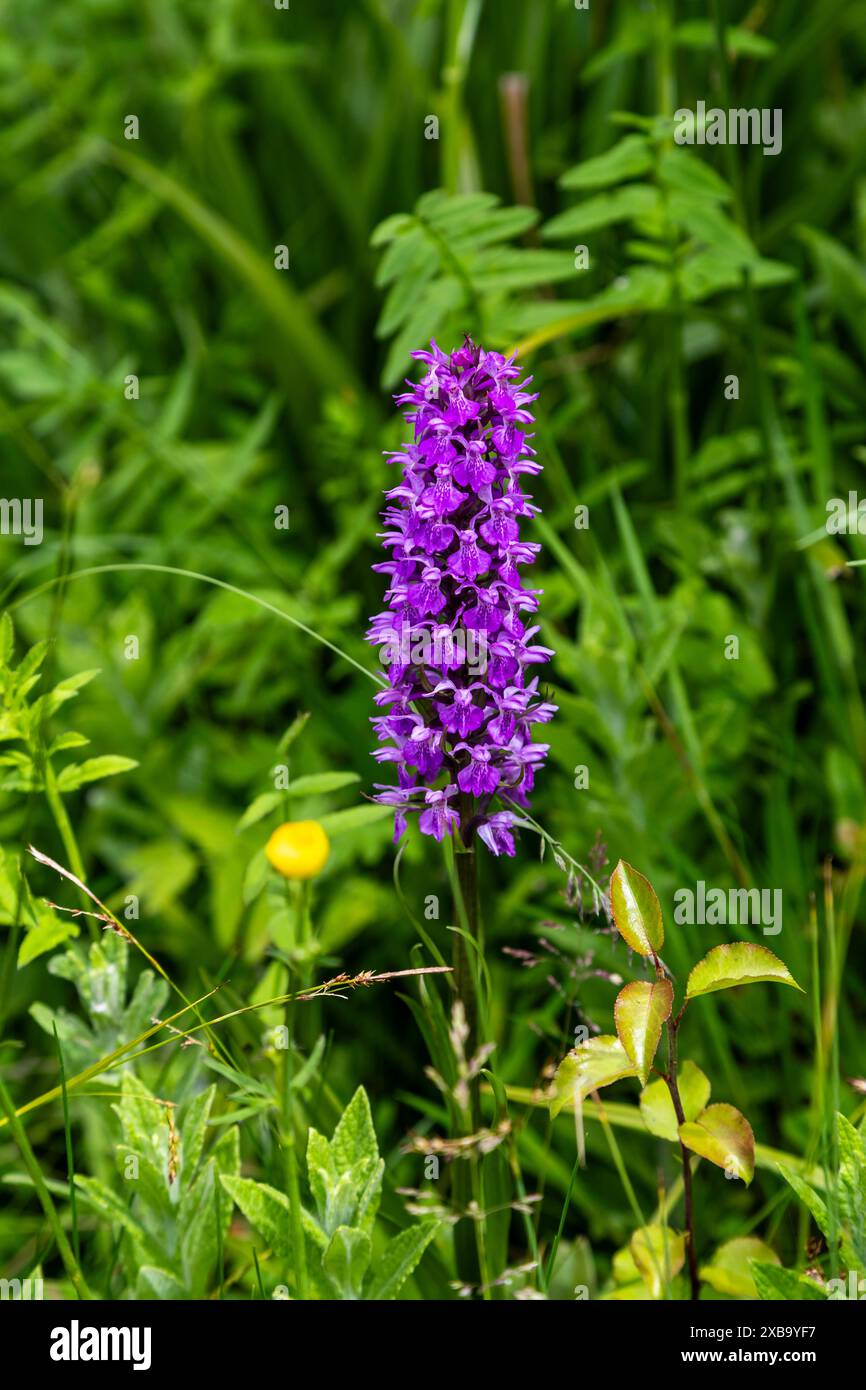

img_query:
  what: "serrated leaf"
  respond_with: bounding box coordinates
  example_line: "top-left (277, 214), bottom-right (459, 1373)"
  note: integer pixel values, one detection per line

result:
top-left (701, 1237), bottom-right (780, 1298)
top-left (220, 1174), bottom-right (327, 1257)
top-left (686, 943), bottom-right (803, 998)
top-left (549, 1035), bottom-right (639, 1117)
top-left (614, 978), bottom-right (673, 1085)
top-left (331, 1087), bottom-right (379, 1175)
top-left (220, 1175), bottom-right (290, 1258)
top-left (610, 860), bottom-right (664, 956)
top-left (366, 1222), bottom-right (439, 1300)
top-left (679, 1103), bottom-right (755, 1185)
top-left (640, 1060), bottom-right (711, 1141)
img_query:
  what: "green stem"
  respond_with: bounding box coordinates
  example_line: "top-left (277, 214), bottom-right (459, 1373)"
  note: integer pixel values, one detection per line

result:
top-left (281, 878), bottom-right (309, 1299)
top-left (451, 793), bottom-right (486, 1290)
top-left (281, 1000), bottom-right (309, 1300)
top-left (0, 1071), bottom-right (92, 1300)
top-left (43, 760), bottom-right (91, 918)
top-left (453, 813), bottom-right (481, 1058)
top-left (440, 0), bottom-right (482, 194)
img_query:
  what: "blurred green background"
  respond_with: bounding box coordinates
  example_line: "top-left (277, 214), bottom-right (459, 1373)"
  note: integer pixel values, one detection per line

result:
top-left (1, 0), bottom-right (866, 1298)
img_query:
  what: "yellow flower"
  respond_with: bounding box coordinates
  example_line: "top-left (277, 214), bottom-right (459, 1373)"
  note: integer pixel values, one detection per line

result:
top-left (265, 820), bottom-right (330, 880)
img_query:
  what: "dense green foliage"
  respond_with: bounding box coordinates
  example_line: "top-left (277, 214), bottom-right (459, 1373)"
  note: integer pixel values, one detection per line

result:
top-left (1, 0), bottom-right (865, 1302)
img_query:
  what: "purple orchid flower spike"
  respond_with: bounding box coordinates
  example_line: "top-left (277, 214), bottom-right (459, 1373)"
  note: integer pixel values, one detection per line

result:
top-left (367, 337), bottom-right (556, 855)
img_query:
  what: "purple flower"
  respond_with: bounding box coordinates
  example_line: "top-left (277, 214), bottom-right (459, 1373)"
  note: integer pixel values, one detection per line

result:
top-left (367, 338), bottom-right (556, 854)
top-left (418, 787), bottom-right (460, 842)
top-left (477, 811), bottom-right (518, 858)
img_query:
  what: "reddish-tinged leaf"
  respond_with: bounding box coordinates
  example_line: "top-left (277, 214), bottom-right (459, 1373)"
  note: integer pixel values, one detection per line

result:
top-left (686, 943), bottom-right (803, 999)
top-left (610, 860), bottom-right (664, 957)
top-left (679, 1103), bottom-right (755, 1185)
top-left (614, 979), bottom-right (673, 1085)
top-left (549, 1035), bottom-right (638, 1117)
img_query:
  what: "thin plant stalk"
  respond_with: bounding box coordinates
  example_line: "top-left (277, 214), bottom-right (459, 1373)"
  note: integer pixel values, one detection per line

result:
top-left (281, 878), bottom-right (309, 1300)
top-left (664, 1008), bottom-right (700, 1301)
top-left (450, 796), bottom-right (486, 1291)
top-left (0, 1072), bottom-right (93, 1300)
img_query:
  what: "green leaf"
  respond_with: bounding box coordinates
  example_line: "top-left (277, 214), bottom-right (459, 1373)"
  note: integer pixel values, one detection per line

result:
top-left (179, 1158), bottom-right (218, 1296)
top-left (331, 1087), bottom-right (379, 1175)
top-left (549, 1036), bottom-right (639, 1118)
top-left (657, 149), bottom-right (732, 202)
top-left (322, 1225), bottom-right (371, 1300)
top-left (668, 194), bottom-right (756, 262)
top-left (640, 1060), bottom-right (711, 1142)
top-left (236, 792), bottom-right (281, 831)
top-left (235, 775), bottom-right (358, 829)
top-left (48, 731), bottom-right (90, 755)
top-left (630, 1224), bottom-right (685, 1299)
top-left (674, 20), bottom-right (776, 59)
top-left (543, 185), bottom-right (661, 239)
top-left (751, 1262), bottom-right (826, 1301)
top-left (701, 1237), bottom-right (780, 1298)
top-left (560, 135), bottom-right (653, 190)
top-left (612, 1243), bottom-right (641, 1286)
top-left (679, 1103), bottom-right (755, 1185)
top-left (137, 1265), bottom-right (185, 1300)
top-left (0, 613), bottom-right (14, 667)
top-left (613, 978), bottom-right (673, 1085)
top-left (836, 1114), bottom-right (866, 1270)
top-left (470, 248), bottom-right (577, 295)
top-left (220, 1174), bottom-right (326, 1257)
top-left (366, 1222), bottom-right (439, 1300)
top-left (286, 771), bottom-right (359, 798)
top-left (686, 943), bottom-right (803, 998)
top-left (55, 755), bottom-right (138, 792)
top-left (74, 1175), bottom-right (162, 1261)
top-left (178, 1086), bottom-right (216, 1188)
top-left (776, 1163), bottom-right (832, 1245)
top-left (317, 804), bottom-right (392, 835)
top-left (610, 860), bottom-right (664, 956)
top-left (18, 903), bottom-right (78, 968)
